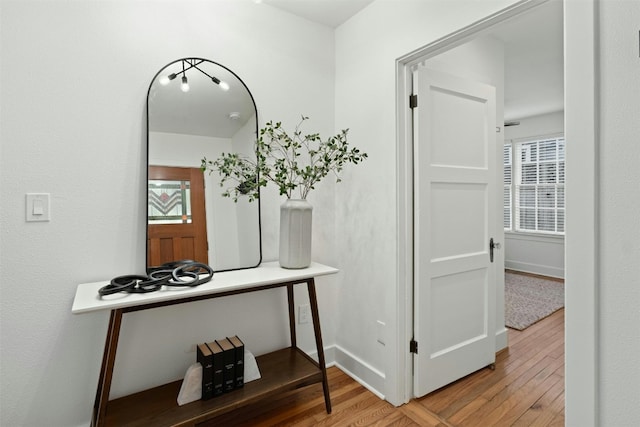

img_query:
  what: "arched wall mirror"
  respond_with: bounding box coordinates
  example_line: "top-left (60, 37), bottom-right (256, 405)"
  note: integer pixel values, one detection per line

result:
top-left (146, 58), bottom-right (262, 272)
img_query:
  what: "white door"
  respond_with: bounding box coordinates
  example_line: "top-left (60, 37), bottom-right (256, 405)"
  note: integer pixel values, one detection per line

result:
top-left (413, 67), bottom-right (497, 397)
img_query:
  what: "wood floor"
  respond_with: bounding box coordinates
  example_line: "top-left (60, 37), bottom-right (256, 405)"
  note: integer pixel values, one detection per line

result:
top-left (203, 308), bottom-right (564, 426)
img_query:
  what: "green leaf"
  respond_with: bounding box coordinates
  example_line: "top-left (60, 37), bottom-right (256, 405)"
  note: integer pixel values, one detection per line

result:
top-left (200, 116), bottom-right (368, 202)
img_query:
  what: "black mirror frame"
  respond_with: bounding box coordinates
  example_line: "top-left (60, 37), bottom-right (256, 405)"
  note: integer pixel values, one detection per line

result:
top-left (145, 57), bottom-right (262, 274)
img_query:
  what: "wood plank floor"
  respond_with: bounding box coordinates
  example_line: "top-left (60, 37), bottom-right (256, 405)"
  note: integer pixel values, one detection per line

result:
top-left (202, 308), bottom-right (564, 426)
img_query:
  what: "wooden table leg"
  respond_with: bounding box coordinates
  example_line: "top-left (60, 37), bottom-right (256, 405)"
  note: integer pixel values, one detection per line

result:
top-left (92, 309), bottom-right (123, 427)
top-left (307, 278), bottom-right (332, 414)
top-left (287, 283), bottom-right (297, 348)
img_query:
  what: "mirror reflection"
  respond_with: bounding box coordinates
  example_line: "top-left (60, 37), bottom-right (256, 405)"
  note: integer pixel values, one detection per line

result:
top-left (146, 58), bottom-right (261, 272)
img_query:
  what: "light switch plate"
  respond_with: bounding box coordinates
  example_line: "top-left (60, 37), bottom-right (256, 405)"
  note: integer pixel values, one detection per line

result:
top-left (26, 193), bottom-right (50, 222)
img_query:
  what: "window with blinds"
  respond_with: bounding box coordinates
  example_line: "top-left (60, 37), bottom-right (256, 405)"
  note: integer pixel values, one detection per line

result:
top-left (504, 144), bottom-right (512, 230)
top-left (504, 136), bottom-right (565, 235)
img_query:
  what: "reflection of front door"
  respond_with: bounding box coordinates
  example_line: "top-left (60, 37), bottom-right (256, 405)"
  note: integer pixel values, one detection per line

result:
top-left (147, 166), bottom-right (208, 267)
top-left (413, 68), bottom-right (497, 397)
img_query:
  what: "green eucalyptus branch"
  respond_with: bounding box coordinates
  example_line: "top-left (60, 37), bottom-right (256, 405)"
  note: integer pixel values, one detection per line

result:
top-left (201, 115), bottom-right (368, 202)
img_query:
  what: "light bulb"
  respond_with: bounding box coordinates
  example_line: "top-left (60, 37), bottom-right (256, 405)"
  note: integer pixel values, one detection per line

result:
top-left (219, 80), bottom-right (230, 91)
top-left (181, 76), bottom-right (189, 92)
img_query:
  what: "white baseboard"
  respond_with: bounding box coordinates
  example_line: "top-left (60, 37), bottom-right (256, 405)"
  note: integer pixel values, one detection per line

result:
top-left (334, 345), bottom-right (386, 399)
top-left (306, 344), bottom-right (386, 399)
top-left (309, 333), bottom-right (507, 402)
top-left (496, 327), bottom-right (508, 352)
top-left (505, 260), bottom-right (564, 279)
top-left (304, 345), bottom-right (335, 366)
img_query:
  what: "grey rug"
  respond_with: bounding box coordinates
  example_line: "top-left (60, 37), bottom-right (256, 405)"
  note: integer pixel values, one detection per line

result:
top-left (505, 272), bottom-right (565, 330)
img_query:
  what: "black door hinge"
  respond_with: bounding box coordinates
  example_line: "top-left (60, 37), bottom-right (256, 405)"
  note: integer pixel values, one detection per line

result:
top-left (410, 94), bottom-right (418, 109)
top-left (410, 339), bottom-right (418, 354)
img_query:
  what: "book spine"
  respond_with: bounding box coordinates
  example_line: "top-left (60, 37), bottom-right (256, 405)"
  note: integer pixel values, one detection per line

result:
top-left (216, 338), bottom-right (236, 393)
top-left (207, 341), bottom-right (224, 397)
top-left (229, 336), bottom-right (245, 388)
top-left (196, 344), bottom-right (214, 400)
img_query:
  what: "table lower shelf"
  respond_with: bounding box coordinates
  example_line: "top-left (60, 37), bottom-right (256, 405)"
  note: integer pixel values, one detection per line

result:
top-left (104, 347), bottom-right (324, 427)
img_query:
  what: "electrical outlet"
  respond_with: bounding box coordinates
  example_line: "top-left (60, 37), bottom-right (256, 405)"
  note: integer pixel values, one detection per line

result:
top-left (298, 304), bottom-right (311, 324)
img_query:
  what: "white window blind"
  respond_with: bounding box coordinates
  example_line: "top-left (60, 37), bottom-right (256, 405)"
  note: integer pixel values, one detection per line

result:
top-left (503, 144), bottom-right (512, 230)
top-left (504, 136), bottom-right (565, 235)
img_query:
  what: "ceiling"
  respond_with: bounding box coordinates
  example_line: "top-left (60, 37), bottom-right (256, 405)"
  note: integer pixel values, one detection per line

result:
top-left (150, 1), bottom-right (563, 138)
top-left (264, 0), bottom-right (564, 121)
top-left (491, 1), bottom-right (564, 120)
top-left (262, 0), bottom-right (375, 28)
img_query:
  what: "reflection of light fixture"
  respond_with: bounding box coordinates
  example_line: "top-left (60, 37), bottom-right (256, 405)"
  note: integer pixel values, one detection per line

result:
top-left (219, 80), bottom-right (230, 91)
top-left (229, 112), bottom-right (241, 120)
top-left (159, 73), bottom-right (177, 85)
top-left (211, 76), bottom-right (230, 91)
top-left (159, 59), bottom-right (229, 92)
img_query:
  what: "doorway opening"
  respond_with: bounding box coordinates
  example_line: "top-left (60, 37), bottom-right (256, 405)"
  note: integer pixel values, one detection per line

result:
top-left (394, 0), bottom-right (597, 424)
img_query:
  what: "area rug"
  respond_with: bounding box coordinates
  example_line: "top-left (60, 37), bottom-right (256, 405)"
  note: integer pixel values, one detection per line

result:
top-left (505, 272), bottom-right (564, 330)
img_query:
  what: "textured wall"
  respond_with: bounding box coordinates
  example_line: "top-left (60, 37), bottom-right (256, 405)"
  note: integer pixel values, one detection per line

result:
top-left (0, 2), bottom-right (336, 425)
top-left (334, 0), bottom-right (518, 402)
top-left (597, 0), bottom-right (640, 424)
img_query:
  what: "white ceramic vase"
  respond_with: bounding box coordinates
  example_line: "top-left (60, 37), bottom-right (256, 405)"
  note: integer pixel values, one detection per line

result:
top-left (279, 199), bottom-right (312, 269)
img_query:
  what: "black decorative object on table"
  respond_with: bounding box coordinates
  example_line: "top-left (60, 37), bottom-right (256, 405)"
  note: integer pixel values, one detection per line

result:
top-left (98, 260), bottom-right (213, 297)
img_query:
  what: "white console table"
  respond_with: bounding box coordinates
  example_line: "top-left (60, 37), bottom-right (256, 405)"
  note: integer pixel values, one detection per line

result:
top-left (72, 261), bottom-right (338, 427)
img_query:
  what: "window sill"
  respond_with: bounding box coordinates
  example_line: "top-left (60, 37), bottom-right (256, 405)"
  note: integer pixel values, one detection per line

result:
top-left (505, 231), bottom-right (565, 244)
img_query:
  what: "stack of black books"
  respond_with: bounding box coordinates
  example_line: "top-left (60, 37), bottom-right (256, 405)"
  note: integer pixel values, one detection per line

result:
top-left (196, 335), bottom-right (245, 400)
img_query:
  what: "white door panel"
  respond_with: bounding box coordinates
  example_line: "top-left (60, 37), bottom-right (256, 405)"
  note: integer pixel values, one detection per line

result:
top-left (430, 182), bottom-right (487, 258)
top-left (413, 68), bottom-right (497, 397)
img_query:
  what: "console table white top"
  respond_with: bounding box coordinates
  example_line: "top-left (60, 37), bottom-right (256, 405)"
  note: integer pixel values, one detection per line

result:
top-left (72, 261), bottom-right (338, 314)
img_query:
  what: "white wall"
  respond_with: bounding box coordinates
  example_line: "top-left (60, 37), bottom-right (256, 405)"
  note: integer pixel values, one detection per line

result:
top-left (334, 0), bottom-right (519, 401)
top-left (336, 3), bottom-right (640, 424)
top-left (0, 1), bottom-right (337, 426)
top-left (504, 111), bottom-right (565, 278)
top-left (505, 110), bottom-right (564, 140)
top-left (505, 233), bottom-right (564, 277)
top-left (597, 0), bottom-right (640, 424)
top-left (2, 1), bottom-right (638, 426)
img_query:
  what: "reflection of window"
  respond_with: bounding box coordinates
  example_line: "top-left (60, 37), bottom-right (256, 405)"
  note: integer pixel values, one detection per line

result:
top-left (504, 136), bottom-right (565, 235)
top-left (148, 180), bottom-right (192, 224)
